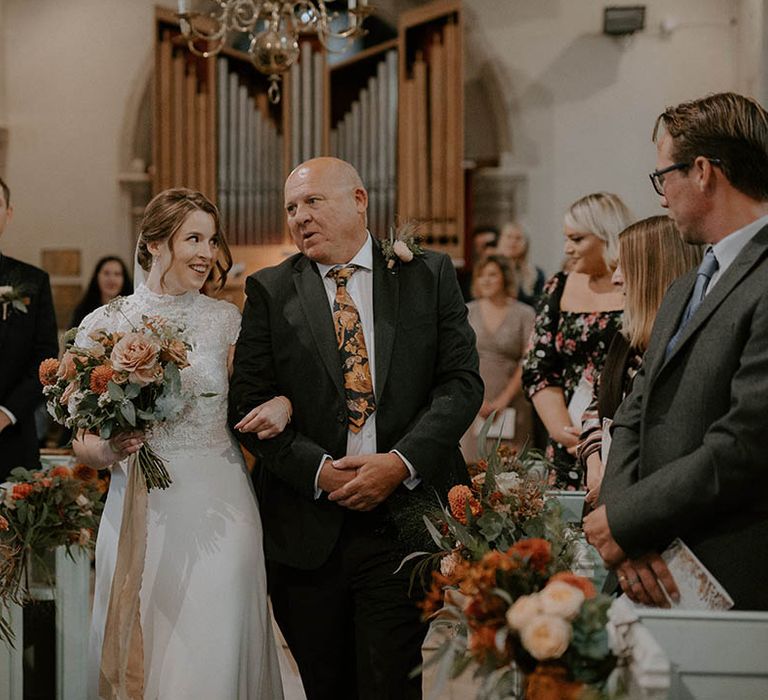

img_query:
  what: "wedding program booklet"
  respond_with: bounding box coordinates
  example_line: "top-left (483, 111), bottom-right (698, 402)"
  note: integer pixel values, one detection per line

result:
top-left (624, 538), bottom-right (734, 611)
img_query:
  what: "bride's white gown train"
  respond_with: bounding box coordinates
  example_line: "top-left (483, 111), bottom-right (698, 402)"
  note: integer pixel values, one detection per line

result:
top-left (79, 285), bottom-right (283, 699)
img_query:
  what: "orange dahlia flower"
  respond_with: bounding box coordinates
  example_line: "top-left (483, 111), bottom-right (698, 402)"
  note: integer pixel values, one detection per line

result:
top-left (509, 538), bottom-right (552, 572)
top-left (39, 358), bottom-right (60, 386)
top-left (11, 483), bottom-right (34, 500)
top-left (89, 364), bottom-right (115, 394)
top-left (50, 466), bottom-right (72, 479)
top-left (448, 484), bottom-right (482, 524)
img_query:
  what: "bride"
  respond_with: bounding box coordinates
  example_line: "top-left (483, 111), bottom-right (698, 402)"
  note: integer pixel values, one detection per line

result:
top-left (73, 189), bottom-right (286, 699)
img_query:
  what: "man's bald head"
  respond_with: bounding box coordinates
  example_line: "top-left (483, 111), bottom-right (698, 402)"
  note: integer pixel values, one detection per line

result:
top-left (284, 157), bottom-right (369, 265)
top-left (286, 157), bottom-right (364, 194)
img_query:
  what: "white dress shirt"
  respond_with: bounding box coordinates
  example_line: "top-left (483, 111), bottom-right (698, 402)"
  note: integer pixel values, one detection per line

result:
top-left (312, 234), bottom-right (420, 497)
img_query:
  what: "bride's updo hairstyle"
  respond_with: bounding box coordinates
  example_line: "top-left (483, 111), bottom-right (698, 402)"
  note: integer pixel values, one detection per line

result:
top-left (137, 188), bottom-right (233, 290)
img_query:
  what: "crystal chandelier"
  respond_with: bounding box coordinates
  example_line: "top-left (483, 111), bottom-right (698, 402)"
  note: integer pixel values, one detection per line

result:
top-left (177, 1), bottom-right (373, 103)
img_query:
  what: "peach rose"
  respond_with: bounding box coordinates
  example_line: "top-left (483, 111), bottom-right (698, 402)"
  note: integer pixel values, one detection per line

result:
top-left (539, 580), bottom-right (585, 620)
top-left (160, 338), bottom-right (190, 369)
top-left (520, 614), bottom-right (572, 661)
top-left (56, 352), bottom-right (79, 381)
top-left (549, 572), bottom-right (597, 600)
top-left (506, 594), bottom-right (542, 632)
top-left (111, 332), bottom-right (161, 386)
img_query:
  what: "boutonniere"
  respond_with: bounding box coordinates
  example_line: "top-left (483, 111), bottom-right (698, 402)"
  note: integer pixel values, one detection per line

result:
top-left (380, 222), bottom-right (424, 272)
top-left (0, 285), bottom-right (30, 321)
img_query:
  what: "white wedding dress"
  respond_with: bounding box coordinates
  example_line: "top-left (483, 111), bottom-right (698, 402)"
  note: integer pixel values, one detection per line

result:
top-left (78, 285), bottom-right (283, 699)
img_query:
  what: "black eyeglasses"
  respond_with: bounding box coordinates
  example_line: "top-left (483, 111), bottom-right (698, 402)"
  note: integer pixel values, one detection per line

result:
top-left (649, 158), bottom-right (722, 196)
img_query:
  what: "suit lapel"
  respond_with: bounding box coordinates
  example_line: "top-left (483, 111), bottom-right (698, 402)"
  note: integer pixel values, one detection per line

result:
top-left (293, 257), bottom-right (346, 400)
top-left (372, 242), bottom-right (399, 398)
top-left (655, 226), bottom-right (768, 375)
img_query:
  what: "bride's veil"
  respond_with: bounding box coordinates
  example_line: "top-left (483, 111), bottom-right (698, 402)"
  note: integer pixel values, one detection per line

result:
top-left (133, 240), bottom-right (146, 291)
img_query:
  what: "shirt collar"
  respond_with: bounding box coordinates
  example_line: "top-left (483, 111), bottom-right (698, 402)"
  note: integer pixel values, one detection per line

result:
top-left (711, 213), bottom-right (768, 271)
top-left (316, 232), bottom-right (373, 279)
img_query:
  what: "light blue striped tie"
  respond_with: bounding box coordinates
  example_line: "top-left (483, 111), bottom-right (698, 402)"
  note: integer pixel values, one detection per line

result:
top-left (665, 248), bottom-right (719, 359)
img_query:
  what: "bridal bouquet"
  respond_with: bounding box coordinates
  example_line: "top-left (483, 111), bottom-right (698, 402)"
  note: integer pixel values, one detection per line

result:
top-left (422, 538), bottom-right (616, 700)
top-left (0, 463), bottom-right (106, 644)
top-left (40, 310), bottom-right (192, 490)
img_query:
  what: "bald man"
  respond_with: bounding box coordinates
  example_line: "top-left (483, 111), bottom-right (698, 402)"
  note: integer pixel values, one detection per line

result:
top-left (229, 158), bottom-right (482, 699)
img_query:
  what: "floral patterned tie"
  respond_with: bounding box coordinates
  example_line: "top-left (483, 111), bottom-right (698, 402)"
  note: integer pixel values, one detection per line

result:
top-left (328, 266), bottom-right (376, 433)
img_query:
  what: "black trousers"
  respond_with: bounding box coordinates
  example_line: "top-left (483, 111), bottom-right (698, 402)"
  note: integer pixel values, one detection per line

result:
top-left (269, 514), bottom-right (427, 700)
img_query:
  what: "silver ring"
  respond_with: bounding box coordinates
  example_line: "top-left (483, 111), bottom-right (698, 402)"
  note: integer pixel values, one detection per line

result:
top-left (618, 575), bottom-right (628, 583)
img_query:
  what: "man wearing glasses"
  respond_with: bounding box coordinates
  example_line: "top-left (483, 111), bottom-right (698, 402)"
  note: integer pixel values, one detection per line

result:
top-left (584, 92), bottom-right (768, 611)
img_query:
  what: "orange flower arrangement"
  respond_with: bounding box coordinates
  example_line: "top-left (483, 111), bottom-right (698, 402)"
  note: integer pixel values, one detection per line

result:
top-left (0, 464), bottom-right (104, 644)
top-left (447, 484), bottom-right (482, 524)
top-left (89, 364), bottom-right (115, 394)
top-left (38, 358), bottom-right (59, 386)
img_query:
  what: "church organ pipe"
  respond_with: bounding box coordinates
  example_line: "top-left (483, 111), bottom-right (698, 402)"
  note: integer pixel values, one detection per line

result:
top-left (329, 49), bottom-right (398, 238)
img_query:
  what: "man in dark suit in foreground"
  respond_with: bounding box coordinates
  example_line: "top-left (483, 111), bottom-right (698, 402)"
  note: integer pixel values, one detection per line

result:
top-left (229, 157), bottom-right (483, 698)
top-left (584, 92), bottom-right (768, 610)
top-left (0, 176), bottom-right (59, 480)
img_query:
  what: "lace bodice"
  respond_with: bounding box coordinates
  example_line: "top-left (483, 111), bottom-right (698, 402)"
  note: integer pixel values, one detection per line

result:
top-left (76, 285), bottom-right (241, 454)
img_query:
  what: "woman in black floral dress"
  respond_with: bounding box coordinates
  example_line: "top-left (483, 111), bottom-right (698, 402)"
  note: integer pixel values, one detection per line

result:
top-left (522, 193), bottom-right (631, 488)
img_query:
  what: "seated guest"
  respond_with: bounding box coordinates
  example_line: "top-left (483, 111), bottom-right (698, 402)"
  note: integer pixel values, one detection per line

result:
top-left (496, 221), bottom-right (546, 307)
top-left (70, 256), bottom-right (132, 327)
top-left (461, 255), bottom-right (535, 462)
top-left (522, 193), bottom-right (630, 489)
top-left (577, 216), bottom-right (702, 508)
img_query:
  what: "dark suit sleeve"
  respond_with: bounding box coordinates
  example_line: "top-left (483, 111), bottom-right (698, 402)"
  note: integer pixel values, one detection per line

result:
top-left (4, 271), bottom-right (58, 419)
top-left (391, 255), bottom-right (483, 482)
top-left (603, 289), bottom-right (768, 558)
top-left (228, 274), bottom-right (328, 500)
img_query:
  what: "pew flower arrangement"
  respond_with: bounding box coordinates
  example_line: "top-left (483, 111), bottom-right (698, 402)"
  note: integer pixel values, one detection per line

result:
top-left (415, 441), bottom-right (572, 580)
top-left (422, 538), bottom-right (616, 700)
top-left (39, 307), bottom-right (193, 490)
top-left (0, 463), bottom-right (107, 644)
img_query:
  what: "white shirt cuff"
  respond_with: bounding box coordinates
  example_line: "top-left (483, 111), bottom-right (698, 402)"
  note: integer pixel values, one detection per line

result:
top-left (391, 450), bottom-right (421, 490)
top-left (314, 454), bottom-right (333, 499)
top-left (0, 406), bottom-right (17, 425)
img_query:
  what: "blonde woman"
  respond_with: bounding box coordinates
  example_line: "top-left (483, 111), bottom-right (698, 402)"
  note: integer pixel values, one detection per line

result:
top-left (496, 222), bottom-right (546, 307)
top-left (461, 255), bottom-right (535, 462)
top-left (578, 216), bottom-right (702, 506)
top-left (522, 193), bottom-right (631, 489)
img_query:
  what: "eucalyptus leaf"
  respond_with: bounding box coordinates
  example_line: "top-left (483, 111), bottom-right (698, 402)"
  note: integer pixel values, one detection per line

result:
top-left (124, 383), bottom-right (141, 400)
top-left (120, 400), bottom-right (136, 426)
top-left (107, 381), bottom-right (124, 401)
